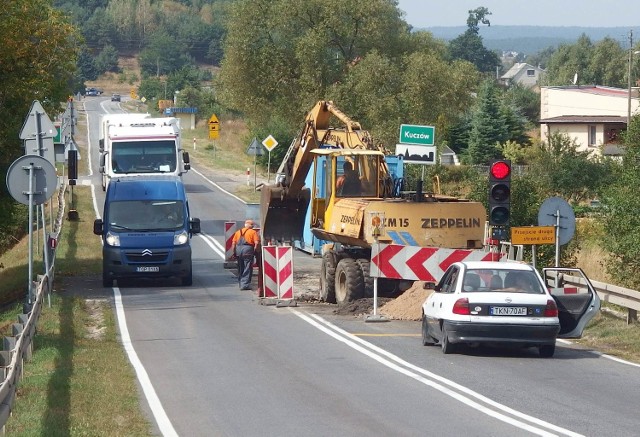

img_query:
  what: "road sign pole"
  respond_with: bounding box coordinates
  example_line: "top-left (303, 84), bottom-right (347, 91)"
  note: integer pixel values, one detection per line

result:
top-left (555, 210), bottom-right (560, 267)
top-left (26, 164), bottom-right (35, 313)
top-left (267, 151), bottom-right (271, 183)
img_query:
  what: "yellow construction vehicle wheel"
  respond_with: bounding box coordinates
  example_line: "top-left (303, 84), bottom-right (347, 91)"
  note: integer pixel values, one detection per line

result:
top-left (355, 258), bottom-right (374, 298)
top-left (334, 258), bottom-right (364, 304)
top-left (320, 252), bottom-right (340, 303)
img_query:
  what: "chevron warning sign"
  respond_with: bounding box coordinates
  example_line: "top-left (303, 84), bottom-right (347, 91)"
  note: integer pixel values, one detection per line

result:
top-left (261, 245), bottom-right (293, 299)
top-left (370, 244), bottom-right (504, 282)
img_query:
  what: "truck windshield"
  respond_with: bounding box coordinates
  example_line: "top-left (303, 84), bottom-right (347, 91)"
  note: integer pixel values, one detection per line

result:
top-left (112, 140), bottom-right (177, 174)
top-left (109, 200), bottom-right (185, 231)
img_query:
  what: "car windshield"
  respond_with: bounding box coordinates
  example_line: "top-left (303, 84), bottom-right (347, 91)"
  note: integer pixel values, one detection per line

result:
top-left (108, 200), bottom-right (184, 231)
top-left (462, 268), bottom-right (545, 294)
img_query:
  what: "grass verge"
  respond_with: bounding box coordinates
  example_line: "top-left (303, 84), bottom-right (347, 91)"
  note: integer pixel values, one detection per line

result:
top-left (2, 185), bottom-right (153, 435)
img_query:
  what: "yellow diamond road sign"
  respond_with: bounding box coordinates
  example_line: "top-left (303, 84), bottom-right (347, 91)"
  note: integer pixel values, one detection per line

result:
top-left (262, 135), bottom-right (278, 152)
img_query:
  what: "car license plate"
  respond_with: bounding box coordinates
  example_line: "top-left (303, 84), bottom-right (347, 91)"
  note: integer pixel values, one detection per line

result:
top-left (136, 266), bottom-right (159, 272)
top-left (491, 306), bottom-right (527, 316)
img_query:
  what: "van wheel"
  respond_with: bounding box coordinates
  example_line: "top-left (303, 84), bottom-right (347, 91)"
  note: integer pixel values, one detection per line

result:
top-left (334, 258), bottom-right (364, 304)
top-left (182, 270), bottom-right (193, 286)
top-left (103, 272), bottom-right (112, 288)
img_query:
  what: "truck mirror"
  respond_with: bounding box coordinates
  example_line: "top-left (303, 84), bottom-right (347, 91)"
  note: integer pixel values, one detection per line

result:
top-left (99, 138), bottom-right (104, 152)
top-left (93, 219), bottom-right (104, 235)
top-left (189, 217), bottom-right (201, 234)
top-left (183, 152), bottom-right (191, 171)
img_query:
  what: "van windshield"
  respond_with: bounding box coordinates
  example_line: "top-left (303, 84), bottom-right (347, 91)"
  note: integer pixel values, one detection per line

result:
top-left (109, 200), bottom-right (185, 231)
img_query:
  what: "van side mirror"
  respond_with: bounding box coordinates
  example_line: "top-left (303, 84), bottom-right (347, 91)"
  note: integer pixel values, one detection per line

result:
top-left (183, 151), bottom-right (190, 171)
top-left (99, 138), bottom-right (104, 152)
top-left (189, 217), bottom-right (200, 234)
top-left (93, 219), bottom-right (104, 235)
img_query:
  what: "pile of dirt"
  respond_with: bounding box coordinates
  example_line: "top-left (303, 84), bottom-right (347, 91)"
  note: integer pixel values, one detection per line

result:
top-left (378, 282), bottom-right (432, 321)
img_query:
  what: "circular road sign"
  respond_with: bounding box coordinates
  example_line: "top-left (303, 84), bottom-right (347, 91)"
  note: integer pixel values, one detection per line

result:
top-left (6, 154), bottom-right (58, 206)
top-left (538, 196), bottom-right (576, 246)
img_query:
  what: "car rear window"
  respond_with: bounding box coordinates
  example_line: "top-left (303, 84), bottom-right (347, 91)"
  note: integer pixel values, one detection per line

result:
top-left (463, 268), bottom-right (545, 294)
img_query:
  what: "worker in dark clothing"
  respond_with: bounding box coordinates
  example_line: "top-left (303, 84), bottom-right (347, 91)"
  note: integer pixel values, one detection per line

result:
top-left (336, 161), bottom-right (362, 196)
top-left (231, 219), bottom-right (261, 290)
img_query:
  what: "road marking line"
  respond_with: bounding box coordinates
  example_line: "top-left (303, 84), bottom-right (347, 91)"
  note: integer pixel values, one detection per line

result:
top-left (292, 309), bottom-right (583, 437)
top-left (113, 287), bottom-right (178, 437)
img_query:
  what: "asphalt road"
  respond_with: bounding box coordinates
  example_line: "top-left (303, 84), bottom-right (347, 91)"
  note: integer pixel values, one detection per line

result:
top-left (76, 97), bottom-right (640, 437)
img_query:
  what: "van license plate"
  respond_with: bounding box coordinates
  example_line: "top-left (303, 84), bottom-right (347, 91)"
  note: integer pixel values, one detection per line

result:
top-left (136, 266), bottom-right (159, 272)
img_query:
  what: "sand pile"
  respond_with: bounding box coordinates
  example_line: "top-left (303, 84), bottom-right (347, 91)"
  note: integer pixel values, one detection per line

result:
top-left (378, 282), bottom-right (433, 321)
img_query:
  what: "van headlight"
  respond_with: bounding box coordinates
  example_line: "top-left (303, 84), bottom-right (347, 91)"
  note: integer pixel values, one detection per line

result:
top-left (105, 232), bottom-right (120, 247)
top-left (174, 230), bottom-right (189, 246)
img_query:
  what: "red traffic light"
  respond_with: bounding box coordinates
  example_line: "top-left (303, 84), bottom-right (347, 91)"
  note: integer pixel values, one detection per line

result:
top-left (490, 161), bottom-right (511, 180)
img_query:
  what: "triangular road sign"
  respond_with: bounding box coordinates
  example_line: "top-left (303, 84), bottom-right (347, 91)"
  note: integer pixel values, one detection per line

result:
top-left (246, 138), bottom-right (264, 156)
top-left (19, 100), bottom-right (56, 140)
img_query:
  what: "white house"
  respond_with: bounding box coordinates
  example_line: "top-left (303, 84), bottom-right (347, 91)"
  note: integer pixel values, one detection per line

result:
top-left (539, 85), bottom-right (639, 156)
top-left (500, 63), bottom-right (545, 88)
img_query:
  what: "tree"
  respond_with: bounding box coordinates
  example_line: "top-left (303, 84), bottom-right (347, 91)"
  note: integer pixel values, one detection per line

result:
top-left (139, 30), bottom-right (193, 76)
top-left (447, 7), bottom-right (500, 74)
top-left (600, 115), bottom-right (640, 288)
top-left (0, 0), bottom-right (79, 252)
top-left (542, 34), bottom-right (595, 86)
top-left (218, 0), bottom-right (410, 128)
top-left (465, 80), bottom-right (507, 164)
top-left (95, 44), bottom-right (120, 74)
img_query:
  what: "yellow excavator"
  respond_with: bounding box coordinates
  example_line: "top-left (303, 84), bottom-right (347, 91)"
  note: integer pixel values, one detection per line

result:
top-left (260, 101), bottom-right (486, 304)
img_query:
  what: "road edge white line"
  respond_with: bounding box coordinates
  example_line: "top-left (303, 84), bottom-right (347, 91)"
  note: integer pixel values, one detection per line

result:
top-left (114, 287), bottom-right (178, 437)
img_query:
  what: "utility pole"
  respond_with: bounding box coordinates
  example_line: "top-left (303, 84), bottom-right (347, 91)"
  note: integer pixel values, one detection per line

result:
top-left (628, 30), bottom-right (634, 126)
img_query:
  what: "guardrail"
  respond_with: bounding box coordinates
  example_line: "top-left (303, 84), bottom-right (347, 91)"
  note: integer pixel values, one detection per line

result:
top-left (546, 270), bottom-right (640, 324)
top-left (0, 182), bottom-right (66, 433)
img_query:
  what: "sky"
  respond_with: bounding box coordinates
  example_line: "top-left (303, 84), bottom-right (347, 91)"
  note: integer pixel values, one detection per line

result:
top-left (396, 0), bottom-right (640, 28)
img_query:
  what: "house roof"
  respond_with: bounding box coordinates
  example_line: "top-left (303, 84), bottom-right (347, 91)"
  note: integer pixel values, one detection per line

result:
top-left (542, 85), bottom-right (630, 98)
top-left (501, 63), bottom-right (543, 79)
top-left (539, 115), bottom-right (627, 124)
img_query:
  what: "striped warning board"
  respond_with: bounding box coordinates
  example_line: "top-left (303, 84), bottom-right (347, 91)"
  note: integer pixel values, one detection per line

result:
top-left (223, 221), bottom-right (237, 269)
top-left (371, 244), bottom-right (505, 282)
top-left (262, 245), bottom-right (293, 299)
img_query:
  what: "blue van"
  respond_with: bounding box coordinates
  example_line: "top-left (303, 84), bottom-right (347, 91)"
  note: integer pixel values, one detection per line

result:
top-left (93, 175), bottom-right (201, 287)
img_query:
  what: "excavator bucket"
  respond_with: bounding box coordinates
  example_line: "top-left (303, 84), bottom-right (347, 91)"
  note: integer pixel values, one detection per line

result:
top-left (260, 185), bottom-right (311, 243)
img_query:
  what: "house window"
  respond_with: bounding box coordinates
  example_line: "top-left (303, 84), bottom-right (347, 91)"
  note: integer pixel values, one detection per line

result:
top-left (588, 125), bottom-right (597, 146)
top-left (527, 69), bottom-right (535, 77)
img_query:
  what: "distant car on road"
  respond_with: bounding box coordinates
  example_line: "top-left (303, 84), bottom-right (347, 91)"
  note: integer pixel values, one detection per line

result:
top-left (111, 94), bottom-right (121, 102)
top-left (85, 88), bottom-right (99, 96)
top-left (421, 261), bottom-right (600, 357)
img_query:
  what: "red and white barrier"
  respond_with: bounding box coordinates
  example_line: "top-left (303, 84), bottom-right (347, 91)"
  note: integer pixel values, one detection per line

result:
top-left (262, 245), bottom-right (293, 300)
top-left (224, 221), bottom-right (236, 261)
top-left (371, 244), bottom-right (505, 282)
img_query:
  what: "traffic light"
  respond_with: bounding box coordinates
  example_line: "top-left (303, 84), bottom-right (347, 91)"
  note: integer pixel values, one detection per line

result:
top-left (488, 160), bottom-right (511, 226)
top-left (68, 149), bottom-right (78, 181)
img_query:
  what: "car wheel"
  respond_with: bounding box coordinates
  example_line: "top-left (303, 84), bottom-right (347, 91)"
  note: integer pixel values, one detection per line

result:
top-left (421, 316), bottom-right (436, 346)
top-left (320, 252), bottom-right (339, 303)
top-left (334, 258), bottom-right (364, 304)
top-left (539, 344), bottom-right (555, 358)
top-left (441, 325), bottom-right (456, 354)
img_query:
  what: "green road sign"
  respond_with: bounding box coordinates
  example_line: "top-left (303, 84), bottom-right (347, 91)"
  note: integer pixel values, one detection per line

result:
top-left (399, 124), bottom-right (435, 146)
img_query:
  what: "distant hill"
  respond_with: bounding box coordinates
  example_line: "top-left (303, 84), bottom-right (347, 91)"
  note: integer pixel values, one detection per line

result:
top-left (422, 25), bottom-right (640, 55)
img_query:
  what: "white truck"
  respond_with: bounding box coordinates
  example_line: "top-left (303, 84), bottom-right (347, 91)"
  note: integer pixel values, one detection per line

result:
top-left (99, 115), bottom-right (190, 190)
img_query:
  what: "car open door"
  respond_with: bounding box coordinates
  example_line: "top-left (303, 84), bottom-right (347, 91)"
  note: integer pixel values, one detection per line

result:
top-left (542, 267), bottom-right (601, 338)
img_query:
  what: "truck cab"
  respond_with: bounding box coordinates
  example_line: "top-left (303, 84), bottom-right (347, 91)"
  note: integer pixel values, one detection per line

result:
top-left (93, 175), bottom-right (200, 287)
